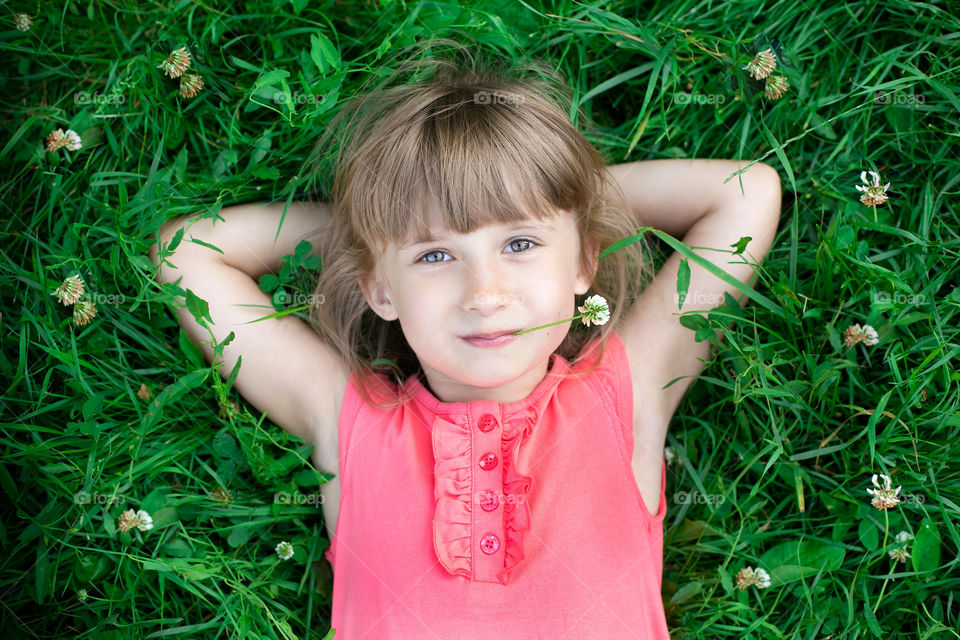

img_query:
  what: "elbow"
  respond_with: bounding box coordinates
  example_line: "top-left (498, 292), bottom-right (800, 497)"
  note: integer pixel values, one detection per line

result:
top-left (752, 163), bottom-right (783, 218)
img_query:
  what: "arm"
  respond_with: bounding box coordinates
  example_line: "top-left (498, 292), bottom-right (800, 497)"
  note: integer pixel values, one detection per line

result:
top-left (149, 201), bottom-right (350, 473)
top-left (606, 158), bottom-right (781, 456)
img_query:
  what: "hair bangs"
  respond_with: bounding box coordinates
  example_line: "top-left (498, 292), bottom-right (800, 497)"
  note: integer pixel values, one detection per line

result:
top-left (365, 86), bottom-right (584, 251)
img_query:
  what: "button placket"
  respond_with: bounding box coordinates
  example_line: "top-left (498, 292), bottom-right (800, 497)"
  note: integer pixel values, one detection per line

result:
top-left (472, 409), bottom-right (504, 582)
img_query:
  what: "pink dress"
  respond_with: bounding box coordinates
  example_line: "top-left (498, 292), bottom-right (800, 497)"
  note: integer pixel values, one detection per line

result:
top-left (324, 330), bottom-right (670, 639)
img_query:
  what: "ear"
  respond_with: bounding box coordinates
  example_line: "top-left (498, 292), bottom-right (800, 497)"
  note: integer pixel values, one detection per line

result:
top-left (574, 240), bottom-right (600, 296)
top-left (359, 266), bottom-right (399, 321)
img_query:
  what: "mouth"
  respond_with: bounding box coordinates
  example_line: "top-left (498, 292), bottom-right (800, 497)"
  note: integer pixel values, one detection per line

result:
top-left (461, 330), bottom-right (520, 348)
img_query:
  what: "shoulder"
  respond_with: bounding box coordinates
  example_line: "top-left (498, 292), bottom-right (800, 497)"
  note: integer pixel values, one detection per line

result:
top-left (566, 330), bottom-right (633, 424)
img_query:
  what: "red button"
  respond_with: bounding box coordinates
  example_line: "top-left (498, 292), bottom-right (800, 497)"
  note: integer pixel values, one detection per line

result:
top-left (478, 489), bottom-right (500, 511)
top-left (478, 452), bottom-right (498, 471)
top-left (480, 533), bottom-right (500, 554)
top-left (478, 414), bottom-right (498, 432)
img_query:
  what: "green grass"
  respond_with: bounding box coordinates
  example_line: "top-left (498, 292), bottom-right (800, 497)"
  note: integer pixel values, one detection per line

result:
top-left (2, 0), bottom-right (958, 638)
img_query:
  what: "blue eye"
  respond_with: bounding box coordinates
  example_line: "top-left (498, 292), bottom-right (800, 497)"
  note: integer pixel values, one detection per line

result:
top-left (507, 238), bottom-right (536, 253)
top-left (418, 250), bottom-right (450, 263)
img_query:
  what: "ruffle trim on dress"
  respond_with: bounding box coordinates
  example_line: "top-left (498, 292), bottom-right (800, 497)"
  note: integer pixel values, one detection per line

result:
top-left (431, 406), bottom-right (540, 585)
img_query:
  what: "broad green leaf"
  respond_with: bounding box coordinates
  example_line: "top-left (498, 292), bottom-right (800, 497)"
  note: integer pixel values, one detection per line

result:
top-left (912, 519), bottom-right (941, 574)
top-left (758, 539), bottom-right (845, 586)
top-left (185, 289), bottom-right (212, 326)
top-left (310, 33), bottom-right (340, 74)
top-left (669, 581), bottom-right (701, 604)
top-left (730, 236), bottom-right (752, 255)
top-left (294, 239), bottom-right (312, 265)
top-left (259, 273), bottom-right (281, 292)
top-left (253, 69), bottom-right (291, 89)
top-left (227, 526), bottom-right (251, 548)
top-left (858, 519), bottom-right (879, 550)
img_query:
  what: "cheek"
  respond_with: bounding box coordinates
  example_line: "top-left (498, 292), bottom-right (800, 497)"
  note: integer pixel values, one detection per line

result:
top-left (394, 276), bottom-right (451, 321)
top-left (521, 268), bottom-right (575, 314)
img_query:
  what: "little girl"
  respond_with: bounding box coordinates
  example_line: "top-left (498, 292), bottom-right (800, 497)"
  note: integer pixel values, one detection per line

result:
top-left (151, 39), bottom-right (781, 639)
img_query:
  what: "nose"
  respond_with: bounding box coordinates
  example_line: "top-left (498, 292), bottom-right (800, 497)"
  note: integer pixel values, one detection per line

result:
top-left (461, 256), bottom-right (512, 316)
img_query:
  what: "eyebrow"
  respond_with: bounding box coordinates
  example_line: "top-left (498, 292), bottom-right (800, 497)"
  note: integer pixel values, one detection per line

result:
top-left (400, 220), bottom-right (556, 249)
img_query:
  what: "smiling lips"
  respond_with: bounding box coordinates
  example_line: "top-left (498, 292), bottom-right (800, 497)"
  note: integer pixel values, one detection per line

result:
top-left (461, 331), bottom-right (519, 348)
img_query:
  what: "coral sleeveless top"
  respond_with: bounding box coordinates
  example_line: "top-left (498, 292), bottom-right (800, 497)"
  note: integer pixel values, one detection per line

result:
top-left (324, 330), bottom-right (670, 639)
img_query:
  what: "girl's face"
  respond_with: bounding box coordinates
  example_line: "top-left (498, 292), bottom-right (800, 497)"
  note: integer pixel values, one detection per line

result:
top-left (361, 207), bottom-right (595, 404)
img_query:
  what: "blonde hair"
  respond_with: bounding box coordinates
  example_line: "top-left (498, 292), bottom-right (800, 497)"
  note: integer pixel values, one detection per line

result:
top-left (299, 37), bottom-right (653, 410)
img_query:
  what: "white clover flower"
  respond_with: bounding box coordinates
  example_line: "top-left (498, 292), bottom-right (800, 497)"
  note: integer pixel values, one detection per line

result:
top-left (888, 530), bottom-right (914, 563)
top-left (179, 73), bottom-right (204, 99)
top-left (15, 13), bottom-right (33, 31)
top-left (866, 473), bottom-right (901, 510)
top-left (888, 546), bottom-right (910, 563)
top-left (764, 75), bottom-right (789, 100)
top-left (894, 530), bottom-right (914, 544)
top-left (742, 49), bottom-right (776, 80)
top-left (117, 508), bottom-right (153, 533)
top-left (843, 323), bottom-right (879, 348)
top-left (578, 294), bottom-right (610, 327)
top-left (72, 298), bottom-right (98, 326)
top-left (275, 541), bottom-right (294, 560)
top-left (157, 47), bottom-right (192, 79)
top-left (46, 128), bottom-right (82, 153)
top-left (734, 566), bottom-right (771, 590)
top-left (855, 170), bottom-right (891, 207)
top-left (755, 568), bottom-right (771, 588)
top-left (664, 446), bottom-right (678, 466)
top-left (51, 273), bottom-right (85, 305)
